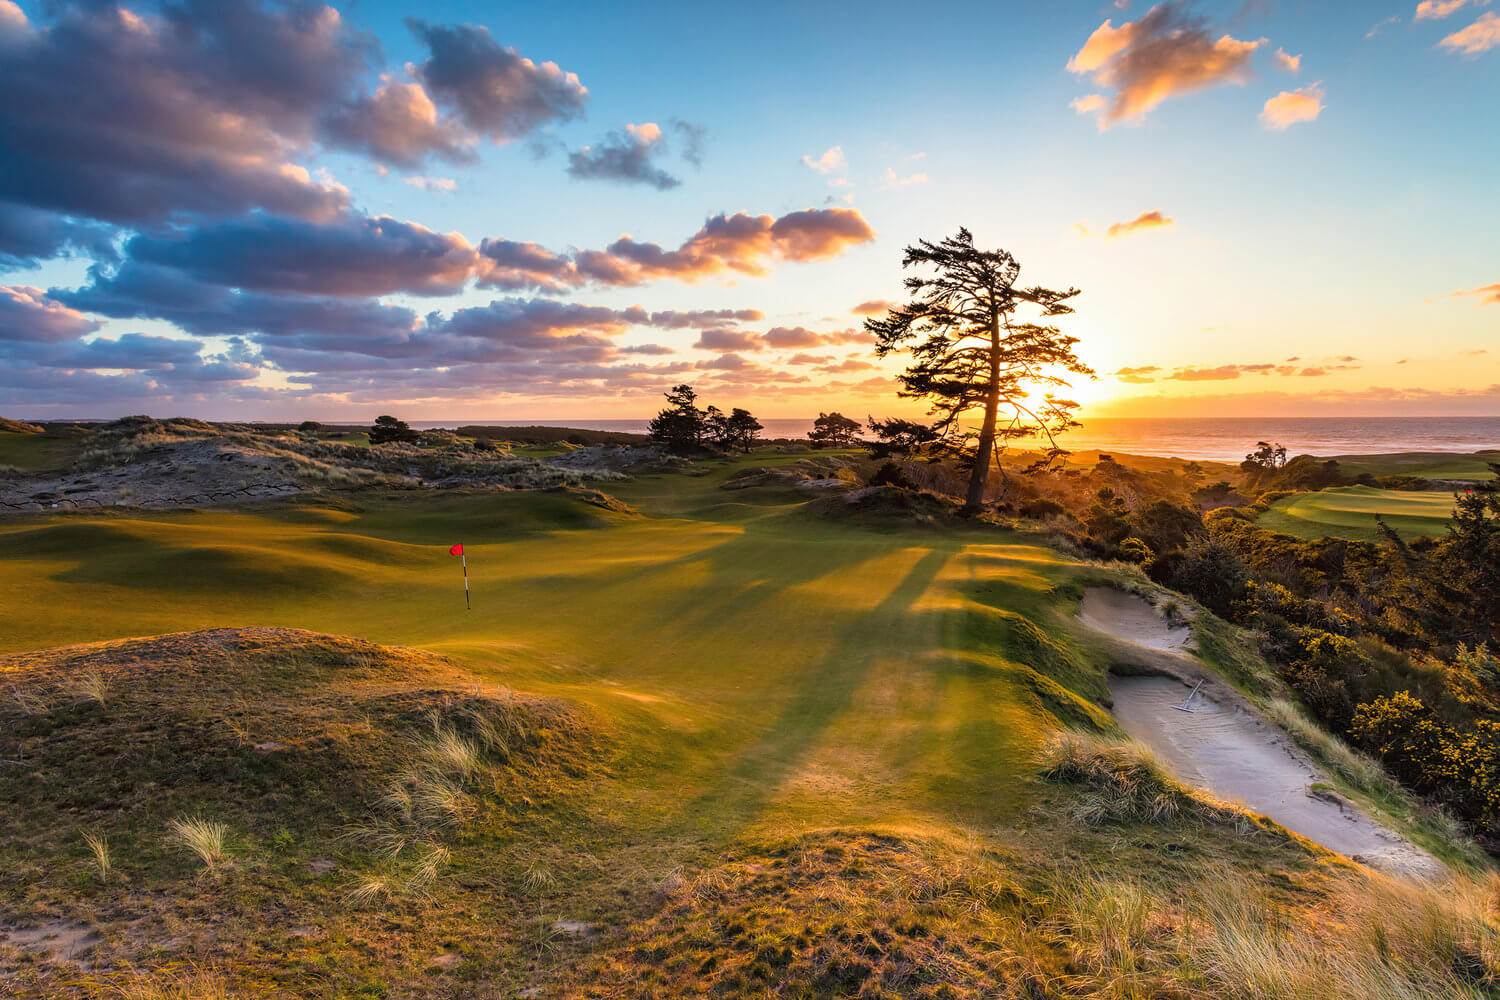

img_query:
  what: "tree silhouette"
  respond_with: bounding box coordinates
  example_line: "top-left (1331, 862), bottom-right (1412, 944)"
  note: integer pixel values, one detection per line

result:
top-left (369, 414), bottom-right (418, 445)
top-left (647, 384), bottom-right (706, 454)
top-left (724, 408), bottom-right (763, 452)
top-left (867, 229), bottom-right (1091, 511)
top-left (808, 412), bottom-right (863, 448)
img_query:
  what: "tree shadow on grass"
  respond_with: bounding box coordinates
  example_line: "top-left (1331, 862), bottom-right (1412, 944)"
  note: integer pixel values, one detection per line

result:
top-left (672, 547), bottom-right (953, 837)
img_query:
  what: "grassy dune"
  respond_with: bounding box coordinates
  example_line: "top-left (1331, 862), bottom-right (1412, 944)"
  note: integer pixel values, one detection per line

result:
top-left (1257, 485), bottom-right (1457, 541)
top-left (1, 454), bottom-right (1491, 996)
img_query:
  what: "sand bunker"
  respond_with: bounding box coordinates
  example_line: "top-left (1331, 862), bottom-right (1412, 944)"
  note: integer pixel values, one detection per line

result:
top-left (1078, 587), bottom-right (1192, 653)
top-left (1109, 675), bottom-right (1443, 879)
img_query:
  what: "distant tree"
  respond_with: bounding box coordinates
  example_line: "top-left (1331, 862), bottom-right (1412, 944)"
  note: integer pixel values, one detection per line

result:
top-left (369, 414), bottom-right (419, 445)
top-left (867, 228), bottom-right (1091, 512)
top-left (808, 412), bottom-right (863, 448)
top-left (1243, 441), bottom-right (1288, 472)
top-left (865, 416), bottom-right (940, 459)
top-left (647, 384), bottom-right (706, 454)
top-left (297, 420), bottom-right (322, 433)
top-left (704, 405), bottom-right (728, 449)
top-left (724, 408), bottom-right (763, 452)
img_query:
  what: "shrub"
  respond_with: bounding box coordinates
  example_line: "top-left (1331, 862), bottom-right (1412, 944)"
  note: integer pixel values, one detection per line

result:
top-left (1018, 498), bottom-right (1067, 520)
top-left (368, 414), bottom-right (419, 445)
top-left (1117, 536), bottom-right (1153, 564)
top-left (1151, 536), bottom-right (1250, 617)
top-left (868, 461), bottom-right (912, 488)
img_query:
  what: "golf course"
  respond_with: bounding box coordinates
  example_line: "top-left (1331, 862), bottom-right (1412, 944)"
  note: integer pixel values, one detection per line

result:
top-left (1257, 485), bottom-right (1459, 541)
top-left (4, 444), bottom-right (1493, 997)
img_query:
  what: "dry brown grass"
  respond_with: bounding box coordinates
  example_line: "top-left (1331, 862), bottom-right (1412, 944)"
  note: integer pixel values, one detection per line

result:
top-left (1050, 867), bottom-right (1500, 999)
top-left (1037, 730), bottom-right (1256, 829)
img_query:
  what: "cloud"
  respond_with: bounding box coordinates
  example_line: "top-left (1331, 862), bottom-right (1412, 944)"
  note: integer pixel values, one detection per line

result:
top-left (620, 343), bottom-right (674, 356)
top-left (852, 299), bottom-right (892, 315)
top-left (786, 352), bottom-right (833, 365)
top-left (0, 1), bottom-right (358, 229)
top-left (693, 328), bottom-right (764, 352)
top-left (756, 326), bottom-right (872, 350)
top-left (637, 308), bottom-right (763, 328)
top-left (1114, 365), bottom-right (1161, 383)
top-left (1071, 94), bottom-right (1108, 115)
top-left (120, 213), bottom-right (481, 298)
top-left (696, 352), bottom-right (751, 371)
top-left (670, 119), bottom-right (707, 167)
top-left (1456, 282), bottom-right (1500, 304)
top-left (1106, 210), bottom-right (1174, 238)
top-left (406, 20), bottom-right (587, 141)
top-left (880, 167), bottom-right (929, 188)
top-left (1, 284), bottom-right (100, 342)
top-left (404, 176), bottom-right (458, 193)
top-left (1067, 2), bottom-right (1262, 126)
top-left (1416, 0), bottom-right (1487, 21)
top-left (1440, 11), bottom-right (1500, 53)
top-left (1367, 15), bottom-right (1402, 38)
top-left (572, 208), bottom-right (875, 286)
top-left (801, 146), bottom-right (846, 174)
top-left (0, 203), bottom-right (117, 269)
top-left (1274, 47), bottom-right (1301, 72)
top-left (1260, 83), bottom-right (1325, 129)
top-left (323, 77), bottom-right (474, 169)
top-left (567, 122), bottom-right (680, 190)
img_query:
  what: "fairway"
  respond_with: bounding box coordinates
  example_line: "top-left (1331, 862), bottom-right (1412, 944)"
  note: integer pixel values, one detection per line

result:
top-left (1328, 450), bottom-right (1500, 482)
top-left (1258, 485), bottom-right (1457, 541)
top-left (0, 455), bottom-right (1123, 845)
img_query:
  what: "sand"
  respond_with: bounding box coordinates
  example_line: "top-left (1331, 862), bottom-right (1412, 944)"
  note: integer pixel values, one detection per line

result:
top-left (1077, 586), bottom-right (1192, 653)
top-left (1109, 673), bottom-right (1443, 879)
top-left (1079, 586), bottom-right (1443, 879)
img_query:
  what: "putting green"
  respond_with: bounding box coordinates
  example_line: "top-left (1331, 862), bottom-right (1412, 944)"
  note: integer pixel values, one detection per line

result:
top-left (1257, 485), bottom-right (1457, 541)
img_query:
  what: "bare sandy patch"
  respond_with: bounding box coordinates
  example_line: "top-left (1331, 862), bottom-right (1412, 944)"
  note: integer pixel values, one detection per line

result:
top-left (1078, 587), bottom-right (1191, 653)
top-left (1109, 674), bottom-right (1443, 880)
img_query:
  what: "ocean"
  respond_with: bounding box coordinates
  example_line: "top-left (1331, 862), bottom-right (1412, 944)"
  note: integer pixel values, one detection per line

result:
top-left (409, 416), bottom-right (1500, 463)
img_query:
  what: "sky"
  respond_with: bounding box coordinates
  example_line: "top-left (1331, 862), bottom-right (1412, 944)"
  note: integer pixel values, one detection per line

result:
top-left (0, 0), bottom-right (1497, 423)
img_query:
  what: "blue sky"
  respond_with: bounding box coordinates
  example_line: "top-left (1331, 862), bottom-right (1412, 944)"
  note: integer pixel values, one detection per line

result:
top-left (2, 0), bottom-right (1497, 419)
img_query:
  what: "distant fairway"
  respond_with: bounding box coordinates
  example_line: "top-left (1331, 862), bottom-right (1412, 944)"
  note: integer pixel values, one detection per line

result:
top-left (1258, 485), bottom-right (1457, 541)
top-left (1328, 450), bottom-right (1500, 481)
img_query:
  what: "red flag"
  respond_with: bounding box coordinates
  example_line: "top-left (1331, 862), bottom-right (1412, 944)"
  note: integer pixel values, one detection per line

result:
top-left (449, 543), bottom-right (464, 556)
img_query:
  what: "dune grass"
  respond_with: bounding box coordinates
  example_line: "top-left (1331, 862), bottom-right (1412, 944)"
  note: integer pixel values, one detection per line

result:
top-left (0, 452), bottom-right (1490, 995)
top-left (1257, 485), bottom-right (1457, 541)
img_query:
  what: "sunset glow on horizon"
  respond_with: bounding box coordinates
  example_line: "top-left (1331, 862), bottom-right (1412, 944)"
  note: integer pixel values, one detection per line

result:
top-left (1, 0), bottom-right (1496, 422)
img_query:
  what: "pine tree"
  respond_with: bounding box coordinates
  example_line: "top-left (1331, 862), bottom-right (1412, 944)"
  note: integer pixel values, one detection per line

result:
top-left (647, 385), bottom-right (706, 454)
top-left (867, 229), bottom-right (1091, 511)
top-left (808, 412), bottom-right (862, 448)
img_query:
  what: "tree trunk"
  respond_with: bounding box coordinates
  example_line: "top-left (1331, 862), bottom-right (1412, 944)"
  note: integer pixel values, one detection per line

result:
top-left (963, 309), bottom-right (1001, 513)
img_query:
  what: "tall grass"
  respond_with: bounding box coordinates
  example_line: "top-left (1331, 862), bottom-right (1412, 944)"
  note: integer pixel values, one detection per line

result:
top-left (1051, 867), bottom-right (1500, 999)
top-left (68, 669), bottom-right (110, 706)
top-left (168, 817), bottom-right (230, 871)
top-left (84, 831), bottom-right (112, 882)
top-left (1038, 730), bottom-right (1247, 828)
top-left (81, 964), bottom-right (231, 999)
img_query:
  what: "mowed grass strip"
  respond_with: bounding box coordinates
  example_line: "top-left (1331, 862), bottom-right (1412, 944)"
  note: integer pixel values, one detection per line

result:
top-left (1257, 485), bottom-right (1457, 541)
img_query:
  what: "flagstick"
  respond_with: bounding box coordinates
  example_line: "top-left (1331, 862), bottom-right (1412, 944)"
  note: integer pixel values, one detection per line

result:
top-left (462, 551), bottom-right (470, 610)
